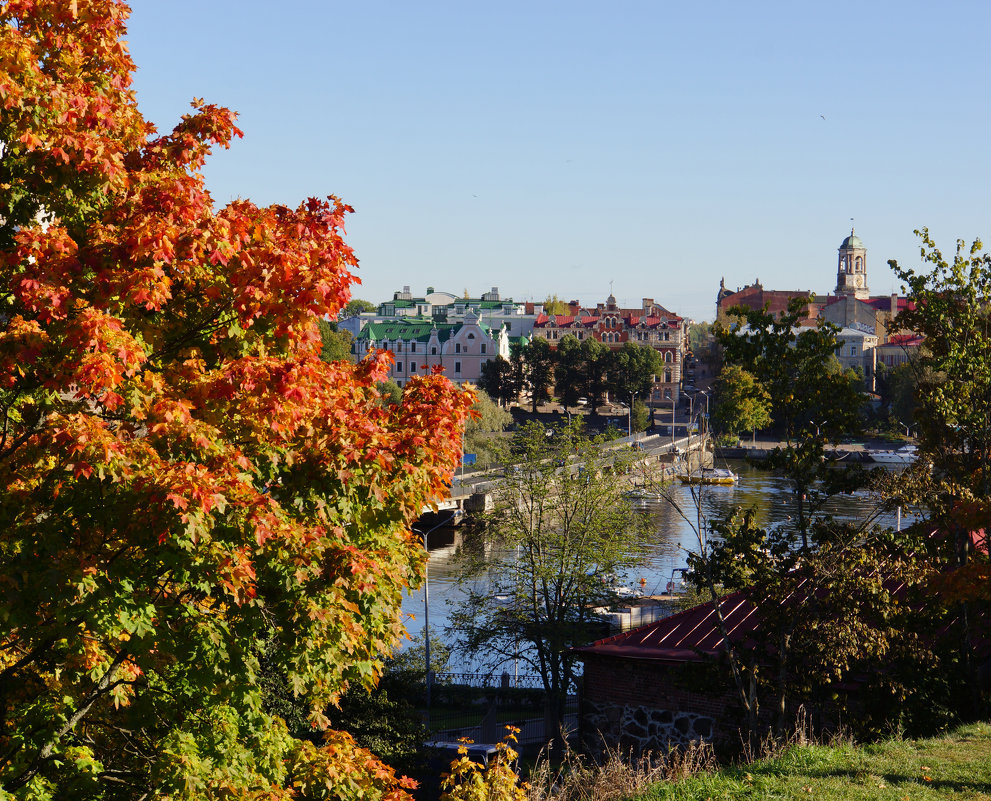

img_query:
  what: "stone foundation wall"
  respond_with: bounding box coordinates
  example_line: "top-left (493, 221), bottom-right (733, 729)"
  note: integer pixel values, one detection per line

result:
top-left (582, 697), bottom-right (713, 755)
top-left (579, 654), bottom-right (741, 754)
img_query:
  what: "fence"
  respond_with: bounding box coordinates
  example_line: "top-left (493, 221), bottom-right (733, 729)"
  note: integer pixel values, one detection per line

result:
top-left (425, 672), bottom-right (579, 749)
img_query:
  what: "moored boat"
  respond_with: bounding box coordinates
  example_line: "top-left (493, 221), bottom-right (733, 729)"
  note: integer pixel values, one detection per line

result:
top-left (867, 444), bottom-right (918, 465)
top-left (676, 467), bottom-right (738, 485)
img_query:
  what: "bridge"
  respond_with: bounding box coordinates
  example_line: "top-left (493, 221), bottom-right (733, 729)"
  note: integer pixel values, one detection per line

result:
top-left (420, 431), bottom-right (712, 524)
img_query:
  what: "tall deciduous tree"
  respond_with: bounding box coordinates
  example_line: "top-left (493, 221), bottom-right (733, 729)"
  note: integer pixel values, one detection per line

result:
top-left (0, 3), bottom-right (474, 798)
top-left (316, 317), bottom-right (354, 362)
top-left (478, 354), bottom-right (516, 407)
top-left (464, 389), bottom-right (513, 466)
top-left (711, 364), bottom-right (772, 443)
top-left (689, 298), bottom-right (918, 738)
top-left (553, 334), bottom-right (584, 409)
top-left (889, 230), bottom-right (991, 593)
top-left (449, 422), bottom-right (646, 744)
top-left (511, 337), bottom-right (555, 412)
top-left (605, 341), bottom-right (663, 407)
top-left (554, 335), bottom-right (613, 414)
top-left (717, 298), bottom-right (864, 549)
top-left (338, 297), bottom-right (377, 319)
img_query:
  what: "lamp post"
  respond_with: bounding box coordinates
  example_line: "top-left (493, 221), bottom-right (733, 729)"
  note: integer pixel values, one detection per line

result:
top-left (412, 516), bottom-right (455, 727)
top-left (670, 395), bottom-right (676, 448)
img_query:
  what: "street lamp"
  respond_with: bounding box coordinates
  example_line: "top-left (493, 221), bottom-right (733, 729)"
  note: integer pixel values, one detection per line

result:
top-left (697, 390), bottom-right (709, 437)
top-left (412, 516), bottom-right (456, 726)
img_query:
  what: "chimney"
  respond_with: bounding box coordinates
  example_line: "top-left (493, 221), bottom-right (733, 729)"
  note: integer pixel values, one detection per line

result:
top-left (890, 293), bottom-right (897, 316)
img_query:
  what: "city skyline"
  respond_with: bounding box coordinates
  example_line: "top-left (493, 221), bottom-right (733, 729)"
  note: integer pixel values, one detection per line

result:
top-left (126, 1), bottom-right (990, 322)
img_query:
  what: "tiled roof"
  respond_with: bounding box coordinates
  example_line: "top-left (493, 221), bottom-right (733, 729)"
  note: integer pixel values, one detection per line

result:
top-left (881, 334), bottom-right (924, 347)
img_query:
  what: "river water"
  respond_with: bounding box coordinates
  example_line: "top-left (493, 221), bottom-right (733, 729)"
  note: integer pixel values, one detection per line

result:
top-left (401, 459), bottom-right (920, 666)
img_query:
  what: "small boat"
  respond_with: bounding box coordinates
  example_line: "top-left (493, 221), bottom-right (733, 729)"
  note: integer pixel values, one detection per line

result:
top-left (867, 444), bottom-right (918, 465)
top-left (676, 467), bottom-right (738, 485)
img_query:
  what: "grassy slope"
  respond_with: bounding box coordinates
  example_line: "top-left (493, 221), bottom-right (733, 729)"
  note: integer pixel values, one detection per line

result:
top-left (635, 723), bottom-right (991, 801)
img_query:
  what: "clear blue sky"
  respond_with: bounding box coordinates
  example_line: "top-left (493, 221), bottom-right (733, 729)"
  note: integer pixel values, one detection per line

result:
top-left (125, 1), bottom-right (990, 322)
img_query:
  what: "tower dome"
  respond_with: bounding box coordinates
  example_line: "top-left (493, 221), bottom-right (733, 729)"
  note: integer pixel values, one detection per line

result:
top-left (840, 231), bottom-right (864, 249)
top-left (836, 227), bottom-right (868, 299)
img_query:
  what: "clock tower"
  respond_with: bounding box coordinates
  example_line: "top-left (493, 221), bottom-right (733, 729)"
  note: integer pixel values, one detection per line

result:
top-left (836, 228), bottom-right (869, 299)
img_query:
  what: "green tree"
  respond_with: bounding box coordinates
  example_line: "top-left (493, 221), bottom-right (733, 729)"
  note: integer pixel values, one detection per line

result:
top-left (687, 321), bottom-right (712, 353)
top-left (711, 364), bottom-right (772, 443)
top-left (542, 294), bottom-right (570, 315)
top-left (717, 297), bottom-right (864, 549)
top-left (511, 337), bottom-right (555, 412)
top-left (688, 511), bottom-right (940, 739)
top-left (464, 390), bottom-right (513, 466)
top-left (888, 230), bottom-right (991, 583)
top-left (554, 336), bottom-right (611, 412)
top-left (606, 341), bottom-right (663, 407)
top-left (631, 398), bottom-right (649, 434)
top-left (448, 422), bottom-right (646, 743)
top-left (316, 317), bottom-right (354, 362)
top-left (376, 378), bottom-right (404, 406)
top-left (887, 231), bottom-right (991, 718)
top-left (685, 298), bottom-right (911, 739)
top-left (338, 298), bottom-right (377, 319)
top-left (553, 334), bottom-right (584, 409)
top-left (876, 360), bottom-right (921, 432)
top-left (327, 631), bottom-right (449, 779)
top-left (479, 355), bottom-right (517, 407)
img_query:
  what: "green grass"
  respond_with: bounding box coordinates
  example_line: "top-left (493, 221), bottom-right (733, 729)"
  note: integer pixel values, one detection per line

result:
top-left (633, 723), bottom-right (991, 801)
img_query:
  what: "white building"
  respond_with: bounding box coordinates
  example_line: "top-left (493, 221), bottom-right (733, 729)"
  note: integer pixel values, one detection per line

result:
top-left (351, 311), bottom-right (510, 387)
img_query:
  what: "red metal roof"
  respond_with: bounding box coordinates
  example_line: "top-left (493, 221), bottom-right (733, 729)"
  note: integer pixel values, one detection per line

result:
top-left (575, 591), bottom-right (759, 663)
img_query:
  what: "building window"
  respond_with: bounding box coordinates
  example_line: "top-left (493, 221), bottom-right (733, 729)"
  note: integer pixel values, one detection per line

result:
top-left (411, 363), bottom-right (417, 373)
top-left (664, 369), bottom-right (672, 382)
top-left (850, 346), bottom-right (857, 356)
top-left (664, 352), bottom-right (672, 362)
top-left (410, 343), bottom-right (416, 353)
top-left (456, 343), bottom-right (461, 353)
top-left (431, 346), bottom-right (437, 355)
top-left (397, 362), bottom-right (403, 372)
top-left (481, 344), bottom-right (486, 354)
top-left (455, 361), bottom-right (461, 374)
top-left (664, 389), bottom-right (671, 399)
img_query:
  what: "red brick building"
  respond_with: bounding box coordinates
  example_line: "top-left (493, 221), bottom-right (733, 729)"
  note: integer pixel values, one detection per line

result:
top-left (531, 294), bottom-right (688, 404)
top-left (715, 278), bottom-right (821, 325)
top-left (575, 593), bottom-right (759, 753)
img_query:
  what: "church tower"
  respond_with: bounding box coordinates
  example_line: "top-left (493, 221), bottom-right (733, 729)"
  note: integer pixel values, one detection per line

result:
top-left (836, 228), bottom-right (869, 299)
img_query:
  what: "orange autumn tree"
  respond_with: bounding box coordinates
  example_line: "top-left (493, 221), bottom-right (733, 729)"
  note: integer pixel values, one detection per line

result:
top-left (0, 2), bottom-right (474, 798)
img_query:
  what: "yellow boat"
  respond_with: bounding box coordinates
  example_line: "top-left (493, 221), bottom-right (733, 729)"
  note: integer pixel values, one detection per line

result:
top-left (677, 467), bottom-right (738, 485)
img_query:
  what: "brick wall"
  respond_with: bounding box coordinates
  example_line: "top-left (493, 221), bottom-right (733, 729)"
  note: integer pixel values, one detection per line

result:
top-left (580, 655), bottom-right (744, 752)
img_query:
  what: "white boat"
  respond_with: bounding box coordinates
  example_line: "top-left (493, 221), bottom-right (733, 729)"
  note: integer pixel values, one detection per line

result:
top-left (676, 467), bottom-right (738, 485)
top-left (868, 444), bottom-right (918, 465)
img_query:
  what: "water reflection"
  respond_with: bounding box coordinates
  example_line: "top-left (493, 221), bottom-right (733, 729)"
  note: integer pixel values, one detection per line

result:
top-left (402, 460), bottom-right (922, 661)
